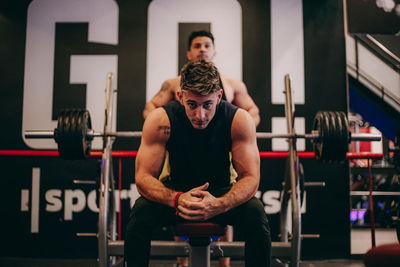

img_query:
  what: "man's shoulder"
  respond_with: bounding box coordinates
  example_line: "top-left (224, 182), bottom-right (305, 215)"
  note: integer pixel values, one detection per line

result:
top-left (231, 109), bottom-right (255, 136)
top-left (219, 73), bottom-right (246, 92)
top-left (163, 76), bottom-right (180, 92)
top-left (162, 100), bottom-right (182, 123)
top-left (146, 107), bottom-right (169, 123)
top-left (220, 100), bottom-right (238, 111)
top-left (220, 73), bottom-right (243, 85)
top-left (217, 101), bottom-right (239, 125)
top-left (163, 99), bottom-right (181, 109)
top-left (142, 107), bottom-right (171, 141)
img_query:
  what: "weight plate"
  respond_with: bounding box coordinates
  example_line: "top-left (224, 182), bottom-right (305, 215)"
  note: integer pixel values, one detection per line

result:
top-left (313, 111), bottom-right (330, 161)
top-left (335, 111), bottom-right (349, 162)
top-left (326, 111), bottom-right (338, 162)
top-left (77, 109), bottom-right (92, 159)
top-left (313, 111), bottom-right (324, 160)
top-left (333, 112), bottom-right (344, 162)
top-left (55, 109), bottom-right (92, 160)
top-left (313, 111), bottom-right (349, 163)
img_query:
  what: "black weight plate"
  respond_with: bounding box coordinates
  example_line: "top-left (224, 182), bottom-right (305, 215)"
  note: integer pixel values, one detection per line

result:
top-left (54, 110), bottom-right (67, 143)
top-left (70, 110), bottom-right (83, 159)
top-left (57, 109), bottom-right (72, 159)
top-left (317, 111), bottom-right (328, 161)
top-left (326, 111), bottom-right (338, 162)
top-left (63, 109), bottom-right (71, 138)
top-left (324, 112), bottom-right (338, 162)
top-left (339, 111), bottom-right (350, 160)
top-left (313, 111), bottom-right (324, 160)
top-left (319, 111), bottom-right (330, 162)
top-left (77, 110), bottom-right (92, 159)
top-left (55, 109), bottom-right (92, 160)
top-left (314, 111), bottom-right (341, 162)
top-left (339, 111), bottom-right (350, 144)
top-left (63, 109), bottom-right (75, 159)
top-left (313, 111), bottom-right (329, 161)
top-left (334, 111), bottom-right (348, 162)
top-left (333, 111), bottom-right (344, 162)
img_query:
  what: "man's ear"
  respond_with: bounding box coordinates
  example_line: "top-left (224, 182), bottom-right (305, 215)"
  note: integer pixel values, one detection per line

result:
top-left (177, 90), bottom-right (184, 104)
top-left (216, 89), bottom-right (223, 103)
top-left (186, 50), bottom-right (193, 61)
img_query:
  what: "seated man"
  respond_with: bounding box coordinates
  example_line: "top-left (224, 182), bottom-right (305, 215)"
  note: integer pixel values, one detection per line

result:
top-left (142, 30), bottom-right (260, 126)
top-left (125, 60), bottom-right (271, 267)
top-left (143, 30), bottom-right (260, 267)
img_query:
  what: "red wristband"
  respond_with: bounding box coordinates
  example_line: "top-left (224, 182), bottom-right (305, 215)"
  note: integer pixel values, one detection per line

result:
top-left (174, 192), bottom-right (183, 215)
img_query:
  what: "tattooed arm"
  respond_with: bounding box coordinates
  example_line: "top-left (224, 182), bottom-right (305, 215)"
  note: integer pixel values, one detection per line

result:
top-left (135, 108), bottom-right (179, 207)
top-left (142, 77), bottom-right (180, 119)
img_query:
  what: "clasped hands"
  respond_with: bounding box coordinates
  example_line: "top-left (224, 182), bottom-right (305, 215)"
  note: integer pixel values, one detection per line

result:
top-left (176, 182), bottom-right (223, 221)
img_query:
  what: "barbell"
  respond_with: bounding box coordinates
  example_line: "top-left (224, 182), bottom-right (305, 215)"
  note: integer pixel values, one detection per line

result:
top-left (24, 108), bottom-right (381, 162)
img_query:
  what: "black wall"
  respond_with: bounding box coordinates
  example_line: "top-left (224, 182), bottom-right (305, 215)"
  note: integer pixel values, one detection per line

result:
top-left (0, 0), bottom-right (349, 260)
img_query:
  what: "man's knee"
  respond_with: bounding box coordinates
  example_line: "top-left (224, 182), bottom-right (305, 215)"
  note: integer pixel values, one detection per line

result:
top-left (242, 198), bottom-right (270, 234)
top-left (126, 196), bottom-right (175, 238)
top-left (126, 197), bottom-right (157, 238)
top-left (245, 198), bottom-right (267, 218)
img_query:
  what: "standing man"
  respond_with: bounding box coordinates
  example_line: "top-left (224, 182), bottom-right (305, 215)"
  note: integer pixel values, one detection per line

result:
top-left (125, 60), bottom-right (271, 266)
top-left (142, 30), bottom-right (260, 126)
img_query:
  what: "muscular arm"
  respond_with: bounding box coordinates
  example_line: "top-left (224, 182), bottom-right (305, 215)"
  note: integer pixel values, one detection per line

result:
top-left (142, 79), bottom-right (177, 119)
top-left (135, 108), bottom-right (176, 207)
top-left (218, 109), bottom-right (260, 210)
top-left (136, 107), bottom-right (207, 208)
top-left (231, 79), bottom-right (260, 127)
top-left (177, 109), bottom-right (260, 220)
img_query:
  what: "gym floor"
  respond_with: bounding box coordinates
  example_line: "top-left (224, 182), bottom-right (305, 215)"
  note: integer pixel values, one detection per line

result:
top-left (2, 229), bottom-right (396, 267)
top-left (0, 258), bottom-right (365, 267)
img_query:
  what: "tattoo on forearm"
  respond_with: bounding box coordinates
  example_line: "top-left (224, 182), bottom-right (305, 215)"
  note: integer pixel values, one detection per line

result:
top-left (158, 126), bottom-right (170, 135)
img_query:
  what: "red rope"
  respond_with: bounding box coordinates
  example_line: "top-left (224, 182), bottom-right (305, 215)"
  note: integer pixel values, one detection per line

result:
top-left (0, 150), bottom-right (138, 157)
top-left (0, 150), bottom-right (383, 159)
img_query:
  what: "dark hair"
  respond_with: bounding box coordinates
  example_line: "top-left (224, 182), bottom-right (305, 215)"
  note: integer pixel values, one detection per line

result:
top-left (188, 30), bottom-right (215, 50)
top-left (180, 60), bottom-right (220, 95)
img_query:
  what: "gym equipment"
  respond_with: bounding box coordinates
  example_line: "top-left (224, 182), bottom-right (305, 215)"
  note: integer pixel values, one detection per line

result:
top-left (25, 110), bottom-right (379, 162)
top-left (54, 109), bottom-right (93, 159)
top-left (173, 222), bottom-right (226, 267)
top-left (313, 111), bottom-right (350, 162)
top-left (24, 73), bottom-right (382, 267)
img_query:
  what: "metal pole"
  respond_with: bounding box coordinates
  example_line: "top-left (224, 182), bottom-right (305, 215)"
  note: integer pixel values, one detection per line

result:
top-left (284, 74), bottom-right (301, 267)
top-left (98, 73), bottom-right (116, 267)
top-left (25, 130), bottom-right (380, 141)
top-left (368, 159), bottom-right (376, 248)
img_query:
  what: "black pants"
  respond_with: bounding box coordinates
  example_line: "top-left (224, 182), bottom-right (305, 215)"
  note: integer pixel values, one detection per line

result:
top-left (124, 196), bottom-right (271, 267)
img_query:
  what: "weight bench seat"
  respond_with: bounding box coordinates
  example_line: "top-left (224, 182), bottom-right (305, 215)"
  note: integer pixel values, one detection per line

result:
top-left (173, 222), bottom-right (226, 267)
top-left (173, 222), bottom-right (226, 238)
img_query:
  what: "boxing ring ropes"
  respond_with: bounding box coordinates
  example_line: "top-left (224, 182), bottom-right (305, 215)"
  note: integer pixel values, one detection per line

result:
top-left (10, 73), bottom-right (383, 267)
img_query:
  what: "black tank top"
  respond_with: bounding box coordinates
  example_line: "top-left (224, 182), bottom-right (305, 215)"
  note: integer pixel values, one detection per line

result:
top-left (162, 100), bottom-right (238, 194)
